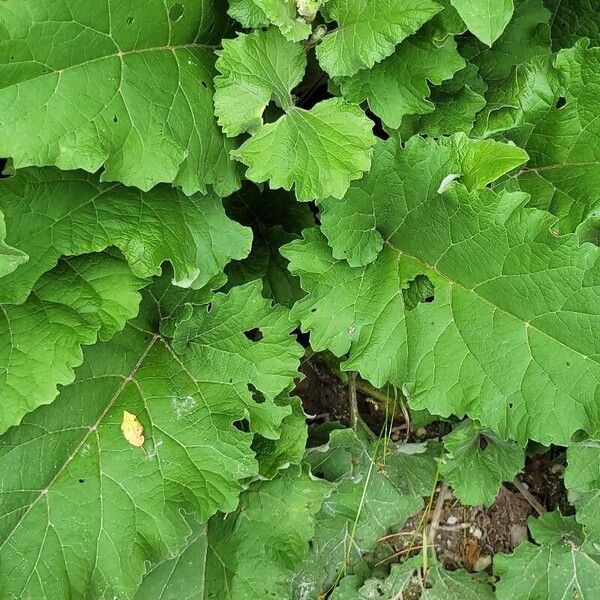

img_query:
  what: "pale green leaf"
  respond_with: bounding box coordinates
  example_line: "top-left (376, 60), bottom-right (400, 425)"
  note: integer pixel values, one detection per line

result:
top-left (318, 134), bottom-right (528, 267)
top-left (0, 209), bottom-right (27, 278)
top-left (0, 168), bottom-right (252, 305)
top-left (0, 279), bottom-right (302, 599)
top-left (231, 97), bottom-right (375, 201)
top-left (337, 32), bottom-right (465, 129)
top-left (283, 135), bottom-right (600, 445)
top-left (450, 0), bottom-right (514, 46)
top-left (294, 426), bottom-right (438, 597)
top-left (228, 0), bottom-right (270, 28)
top-left (316, 0), bottom-right (442, 77)
top-left (565, 440), bottom-right (600, 542)
top-left (440, 420), bottom-right (525, 506)
top-left (253, 0), bottom-right (313, 42)
top-left (214, 28), bottom-right (307, 137)
top-left (0, 254), bottom-right (145, 434)
top-left (495, 511), bottom-right (600, 600)
top-left (0, 0), bottom-right (239, 195)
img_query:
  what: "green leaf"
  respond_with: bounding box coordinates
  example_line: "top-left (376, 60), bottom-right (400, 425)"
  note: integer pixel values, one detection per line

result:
top-left (252, 0), bottom-right (316, 42)
top-left (498, 42), bottom-right (600, 234)
top-left (316, 0), bottom-right (442, 77)
top-left (450, 0), bottom-right (514, 46)
top-left (318, 134), bottom-right (528, 267)
top-left (332, 555), bottom-right (494, 599)
top-left (0, 279), bottom-right (302, 598)
top-left (0, 168), bottom-right (252, 305)
top-left (228, 0), bottom-right (270, 28)
top-left (214, 28), bottom-right (307, 137)
top-left (252, 396), bottom-right (308, 478)
top-left (440, 420), bottom-right (525, 506)
top-left (136, 467), bottom-right (331, 600)
top-left (231, 98), bottom-right (375, 201)
top-left (495, 511), bottom-right (600, 599)
top-left (337, 31), bottom-right (465, 129)
top-left (565, 440), bottom-right (600, 542)
top-left (461, 0), bottom-right (551, 83)
top-left (294, 426), bottom-right (438, 597)
top-left (547, 0), bottom-right (600, 49)
top-left (172, 282), bottom-right (303, 437)
top-left (135, 525), bottom-right (207, 600)
top-left (205, 466), bottom-right (331, 598)
top-left (0, 254), bottom-right (146, 434)
top-left (0, 209), bottom-right (27, 278)
top-left (0, 0), bottom-right (239, 195)
top-left (283, 135), bottom-right (600, 446)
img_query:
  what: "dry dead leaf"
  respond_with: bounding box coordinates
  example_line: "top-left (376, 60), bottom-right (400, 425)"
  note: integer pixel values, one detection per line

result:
top-left (121, 410), bottom-right (145, 447)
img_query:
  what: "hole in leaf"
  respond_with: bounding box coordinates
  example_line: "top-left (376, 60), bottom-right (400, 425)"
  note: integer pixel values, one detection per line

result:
top-left (126, 16), bottom-right (134, 24)
top-left (112, 115), bottom-right (118, 123)
top-left (556, 96), bottom-right (567, 109)
top-left (508, 402), bottom-right (514, 409)
top-left (169, 3), bottom-right (184, 21)
top-left (78, 478), bottom-right (85, 484)
top-left (200, 81), bottom-right (208, 89)
top-left (478, 435), bottom-right (488, 450)
top-left (248, 383), bottom-right (266, 404)
top-left (263, 101), bottom-right (285, 124)
top-left (233, 418), bottom-right (250, 432)
top-left (244, 327), bottom-right (263, 342)
top-left (402, 275), bottom-right (435, 311)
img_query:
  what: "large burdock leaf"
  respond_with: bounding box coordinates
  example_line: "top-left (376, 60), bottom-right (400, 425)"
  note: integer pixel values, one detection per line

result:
top-left (0, 280), bottom-right (303, 599)
top-left (495, 42), bottom-right (600, 233)
top-left (0, 168), bottom-right (252, 305)
top-left (282, 135), bottom-right (600, 446)
top-left (0, 254), bottom-right (145, 434)
top-left (135, 468), bottom-right (331, 600)
top-left (494, 512), bottom-right (600, 599)
top-left (319, 134), bottom-right (528, 267)
top-left (0, 0), bottom-right (239, 195)
top-left (450, 0), bottom-right (514, 46)
top-left (316, 0), bottom-right (442, 77)
top-left (231, 98), bottom-right (375, 201)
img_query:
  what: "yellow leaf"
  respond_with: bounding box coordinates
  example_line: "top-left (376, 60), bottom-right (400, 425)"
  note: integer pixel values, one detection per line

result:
top-left (121, 410), bottom-right (145, 447)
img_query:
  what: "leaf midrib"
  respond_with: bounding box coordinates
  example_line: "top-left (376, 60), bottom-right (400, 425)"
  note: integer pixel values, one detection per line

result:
top-left (384, 240), bottom-right (600, 367)
top-left (0, 332), bottom-right (159, 552)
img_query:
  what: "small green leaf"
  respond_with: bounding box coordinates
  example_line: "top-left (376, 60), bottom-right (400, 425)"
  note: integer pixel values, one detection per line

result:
top-left (316, 0), bottom-right (442, 77)
top-left (440, 420), bottom-right (525, 506)
top-left (231, 98), bottom-right (375, 201)
top-left (450, 0), bottom-right (514, 46)
top-left (228, 0), bottom-right (270, 28)
top-left (214, 28), bottom-right (307, 137)
top-left (253, 0), bottom-right (313, 41)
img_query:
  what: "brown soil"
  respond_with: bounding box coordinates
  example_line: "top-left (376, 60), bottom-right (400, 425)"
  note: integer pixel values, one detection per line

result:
top-left (294, 358), bottom-right (571, 575)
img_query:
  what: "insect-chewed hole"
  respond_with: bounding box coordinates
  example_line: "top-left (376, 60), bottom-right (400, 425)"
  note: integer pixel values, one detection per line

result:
top-left (244, 327), bottom-right (263, 342)
top-left (78, 478), bottom-right (85, 484)
top-left (478, 435), bottom-right (489, 450)
top-left (169, 3), bottom-right (184, 21)
top-left (402, 274), bottom-right (435, 311)
top-left (248, 383), bottom-right (266, 404)
top-left (233, 419), bottom-right (250, 432)
top-left (556, 96), bottom-right (567, 109)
